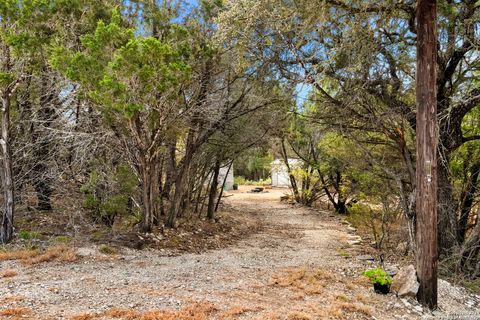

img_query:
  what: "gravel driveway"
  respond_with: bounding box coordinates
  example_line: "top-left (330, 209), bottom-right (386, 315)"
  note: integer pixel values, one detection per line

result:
top-left (1, 188), bottom-right (479, 319)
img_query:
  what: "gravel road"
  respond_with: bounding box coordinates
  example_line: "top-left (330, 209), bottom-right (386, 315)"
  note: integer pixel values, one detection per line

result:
top-left (1, 187), bottom-right (479, 319)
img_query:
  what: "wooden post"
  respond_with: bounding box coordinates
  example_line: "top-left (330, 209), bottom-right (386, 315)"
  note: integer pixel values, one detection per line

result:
top-left (416, 0), bottom-right (438, 309)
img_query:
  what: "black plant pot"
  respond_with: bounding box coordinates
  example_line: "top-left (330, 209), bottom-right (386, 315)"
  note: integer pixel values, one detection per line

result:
top-left (373, 283), bottom-right (390, 294)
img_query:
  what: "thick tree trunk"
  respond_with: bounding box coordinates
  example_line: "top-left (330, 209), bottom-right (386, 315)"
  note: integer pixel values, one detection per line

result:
top-left (139, 157), bottom-right (157, 233)
top-left (415, 0), bottom-right (438, 309)
top-left (207, 159), bottom-right (221, 220)
top-left (166, 145), bottom-right (194, 228)
top-left (0, 93), bottom-right (14, 244)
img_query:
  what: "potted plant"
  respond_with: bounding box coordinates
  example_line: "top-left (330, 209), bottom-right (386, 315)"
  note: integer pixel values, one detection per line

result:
top-left (362, 267), bottom-right (392, 294)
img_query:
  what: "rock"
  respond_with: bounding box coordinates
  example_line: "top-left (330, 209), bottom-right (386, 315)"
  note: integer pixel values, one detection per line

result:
top-left (385, 265), bottom-right (399, 277)
top-left (392, 265), bottom-right (419, 298)
top-left (357, 255), bottom-right (375, 261)
top-left (76, 247), bottom-right (96, 257)
top-left (348, 240), bottom-right (362, 245)
top-left (347, 226), bottom-right (357, 232)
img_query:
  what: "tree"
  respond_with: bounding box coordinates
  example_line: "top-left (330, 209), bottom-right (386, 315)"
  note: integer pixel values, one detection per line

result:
top-left (415, 0), bottom-right (438, 308)
top-left (52, 11), bottom-right (192, 232)
top-left (216, 0), bottom-right (480, 264)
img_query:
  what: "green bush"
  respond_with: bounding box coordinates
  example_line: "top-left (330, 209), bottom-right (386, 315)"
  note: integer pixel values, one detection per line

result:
top-left (18, 230), bottom-right (40, 240)
top-left (362, 268), bottom-right (392, 285)
top-left (80, 163), bottom-right (138, 226)
top-left (54, 235), bottom-right (72, 244)
top-left (234, 176), bottom-right (271, 186)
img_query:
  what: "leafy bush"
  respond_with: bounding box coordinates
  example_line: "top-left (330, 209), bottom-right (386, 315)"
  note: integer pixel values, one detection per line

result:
top-left (234, 176), bottom-right (271, 186)
top-left (362, 268), bottom-right (392, 286)
top-left (18, 230), bottom-right (40, 240)
top-left (80, 163), bottom-right (138, 226)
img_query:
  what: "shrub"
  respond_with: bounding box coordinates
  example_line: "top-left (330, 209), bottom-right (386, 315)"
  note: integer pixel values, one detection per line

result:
top-left (362, 267), bottom-right (392, 286)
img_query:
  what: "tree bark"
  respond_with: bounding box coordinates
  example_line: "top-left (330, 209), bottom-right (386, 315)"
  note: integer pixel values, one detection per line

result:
top-left (139, 156), bottom-right (157, 232)
top-left (281, 139), bottom-right (300, 202)
top-left (0, 93), bottom-right (14, 244)
top-left (415, 0), bottom-right (438, 309)
top-left (207, 158), bottom-right (221, 220)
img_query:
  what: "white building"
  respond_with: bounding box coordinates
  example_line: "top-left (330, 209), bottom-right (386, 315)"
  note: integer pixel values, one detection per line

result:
top-left (271, 159), bottom-right (301, 188)
top-left (218, 165), bottom-right (234, 190)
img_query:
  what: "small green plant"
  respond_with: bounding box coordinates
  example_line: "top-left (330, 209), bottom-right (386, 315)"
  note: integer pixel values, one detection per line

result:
top-left (362, 268), bottom-right (392, 286)
top-left (98, 244), bottom-right (117, 255)
top-left (54, 235), bottom-right (72, 244)
top-left (18, 230), bottom-right (40, 240)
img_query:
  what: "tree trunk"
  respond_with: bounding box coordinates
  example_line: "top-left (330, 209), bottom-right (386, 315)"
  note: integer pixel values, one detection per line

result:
top-left (281, 139), bottom-right (300, 202)
top-left (166, 145), bottom-right (194, 227)
top-left (139, 156), bottom-right (156, 232)
top-left (415, 0), bottom-right (438, 309)
top-left (207, 158), bottom-right (221, 220)
top-left (215, 161), bottom-right (232, 212)
top-left (0, 92), bottom-right (14, 244)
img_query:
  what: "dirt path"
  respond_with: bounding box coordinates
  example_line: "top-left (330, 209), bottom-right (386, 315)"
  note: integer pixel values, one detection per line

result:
top-left (1, 187), bottom-right (478, 319)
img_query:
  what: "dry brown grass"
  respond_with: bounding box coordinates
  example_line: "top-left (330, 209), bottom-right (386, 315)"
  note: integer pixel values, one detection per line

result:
top-left (23, 246), bottom-right (78, 265)
top-left (0, 307), bottom-right (32, 316)
top-left (262, 313), bottom-right (281, 320)
top-left (0, 249), bottom-right (39, 261)
top-left (0, 295), bottom-right (24, 303)
top-left (104, 308), bottom-right (140, 319)
top-left (0, 270), bottom-right (18, 278)
top-left (67, 303), bottom-right (217, 320)
top-left (287, 312), bottom-right (312, 320)
top-left (355, 293), bottom-right (370, 303)
top-left (327, 301), bottom-right (372, 319)
top-left (68, 313), bottom-right (97, 320)
top-left (138, 302), bottom-right (216, 320)
top-left (270, 267), bottom-right (331, 295)
top-left (0, 246), bottom-right (78, 265)
top-left (218, 305), bottom-right (262, 319)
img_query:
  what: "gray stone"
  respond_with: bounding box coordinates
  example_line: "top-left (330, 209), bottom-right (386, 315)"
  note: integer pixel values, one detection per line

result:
top-left (76, 247), bottom-right (97, 257)
top-left (348, 240), bottom-right (362, 245)
top-left (392, 265), bottom-right (419, 298)
top-left (357, 254), bottom-right (375, 261)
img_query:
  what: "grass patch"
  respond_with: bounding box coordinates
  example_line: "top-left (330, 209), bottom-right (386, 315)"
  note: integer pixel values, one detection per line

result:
top-left (1, 270), bottom-right (17, 278)
top-left (0, 248), bottom-right (39, 261)
top-left (98, 244), bottom-right (117, 255)
top-left (18, 230), bottom-right (41, 240)
top-left (336, 248), bottom-right (351, 258)
top-left (271, 267), bottom-right (332, 295)
top-left (104, 308), bottom-right (139, 319)
top-left (0, 246), bottom-right (77, 265)
top-left (0, 307), bottom-right (32, 316)
top-left (287, 312), bottom-right (312, 320)
top-left (328, 301), bottom-right (372, 318)
top-left (68, 313), bottom-right (97, 320)
top-left (55, 235), bottom-right (73, 244)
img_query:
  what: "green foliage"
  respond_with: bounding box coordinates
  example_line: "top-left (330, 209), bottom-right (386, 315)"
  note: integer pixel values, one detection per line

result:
top-left (51, 10), bottom-right (191, 123)
top-left (98, 244), bottom-right (116, 255)
top-left (234, 176), bottom-right (271, 185)
top-left (54, 235), bottom-right (72, 244)
top-left (18, 230), bottom-right (40, 240)
top-left (362, 268), bottom-right (392, 286)
top-left (80, 163), bottom-right (138, 226)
